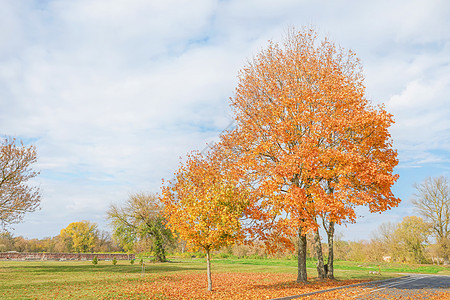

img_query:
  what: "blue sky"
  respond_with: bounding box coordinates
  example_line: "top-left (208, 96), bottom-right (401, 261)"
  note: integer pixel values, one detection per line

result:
top-left (1, 0), bottom-right (449, 241)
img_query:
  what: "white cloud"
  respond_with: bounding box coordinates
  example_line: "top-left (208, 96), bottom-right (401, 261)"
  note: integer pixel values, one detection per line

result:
top-left (386, 71), bottom-right (450, 167)
top-left (1, 0), bottom-right (449, 240)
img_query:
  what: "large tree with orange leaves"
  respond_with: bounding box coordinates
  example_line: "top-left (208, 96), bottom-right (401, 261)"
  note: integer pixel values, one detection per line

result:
top-left (160, 147), bottom-right (247, 291)
top-left (223, 28), bottom-right (400, 282)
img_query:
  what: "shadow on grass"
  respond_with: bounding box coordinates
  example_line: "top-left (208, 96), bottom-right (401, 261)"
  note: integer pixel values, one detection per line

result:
top-left (251, 278), bottom-right (349, 291)
top-left (2, 263), bottom-right (204, 274)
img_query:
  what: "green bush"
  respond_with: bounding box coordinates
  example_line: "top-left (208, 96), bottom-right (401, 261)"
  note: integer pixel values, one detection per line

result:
top-left (130, 259), bottom-right (135, 264)
top-left (112, 258), bottom-right (117, 265)
top-left (92, 256), bottom-right (98, 265)
top-left (216, 252), bottom-right (232, 259)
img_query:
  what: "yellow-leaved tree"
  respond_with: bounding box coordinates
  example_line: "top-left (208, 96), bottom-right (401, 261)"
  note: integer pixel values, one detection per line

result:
top-left (60, 221), bottom-right (98, 253)
top-left (160, 146), bottom-right (247, 291)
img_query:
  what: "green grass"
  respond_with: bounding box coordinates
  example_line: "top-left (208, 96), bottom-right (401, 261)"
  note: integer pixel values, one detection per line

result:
top-left (0, 258), bottom-right (448, 299)
top-left (209, 257), bottom-right (450, 275)
top-left (330, 260), bottom-right (450, 275)
top-left (0, 260), bottom-right (204, 299)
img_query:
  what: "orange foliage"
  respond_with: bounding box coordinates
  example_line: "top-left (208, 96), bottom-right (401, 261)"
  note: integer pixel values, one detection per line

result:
top-left (161, 148), bottom-right (247, 252)
top-left (160, 147), bottom-right (248, 290)
top-left (222, 27), bottom-right (400, 247)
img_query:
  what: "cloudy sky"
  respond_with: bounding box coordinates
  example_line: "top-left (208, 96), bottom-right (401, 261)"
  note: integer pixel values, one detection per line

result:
top-left (1, 0), bottom-right (449, 241)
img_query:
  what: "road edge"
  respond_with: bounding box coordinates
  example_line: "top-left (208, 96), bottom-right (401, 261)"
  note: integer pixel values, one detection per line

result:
top-left (270, 276), bottom-right (411, 300)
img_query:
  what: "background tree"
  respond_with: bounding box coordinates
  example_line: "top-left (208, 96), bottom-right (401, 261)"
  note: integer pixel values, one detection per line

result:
top-left (371, 221), bottom-right (397, 261)
top-left (107, 192), bottom-right (172, 262)
top-left (0, 229), bottom-right (120, 253)
top-left (394, 216), bottom-right (429, 263)
top-left (60, 221), bottom-right (99, 253)
top-left (372, 217), bottom-right (430, 263)
top-left (93, 230), bottom-right (120, 252)
top-left (161, 148), bottom-right (247, 291)
top-left (0, 137), bottom-right (41, 228)
top-left (332, 232), bottom-right (351, 261)
top-left (412, 176), bottom-right (449, 263)
top-left (0, 231), bottom-right (15, 251)
top-left (224, 27), bottom-right (399, 282)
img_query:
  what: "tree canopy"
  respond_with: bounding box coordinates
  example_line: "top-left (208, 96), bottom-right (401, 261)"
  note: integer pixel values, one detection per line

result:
top-left (161, 147), bottom-right (248, 291)
top-left (107, 193), bottom-right (172, 262)
top-left (222, 28), bottom-right (400, 282)
top-left (60, 221), bottom-right (98, 253)
top-left (160, 27), bottom-right (400, 285)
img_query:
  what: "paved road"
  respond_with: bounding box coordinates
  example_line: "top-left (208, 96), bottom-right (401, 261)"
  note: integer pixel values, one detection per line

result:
top-left (272, 274), bottom-right (450, 299)
top-left (343, 274), bottom-right (450, 299)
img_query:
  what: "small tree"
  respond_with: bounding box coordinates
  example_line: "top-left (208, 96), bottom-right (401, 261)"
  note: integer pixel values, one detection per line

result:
top-left (0, 137), bottom-right (41, 228)
top-left (161, 148), bottom-right (247, 291)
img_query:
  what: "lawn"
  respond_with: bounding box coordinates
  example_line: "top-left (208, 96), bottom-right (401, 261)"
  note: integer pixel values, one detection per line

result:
top-left (0, 258), bottom-right (448, 299)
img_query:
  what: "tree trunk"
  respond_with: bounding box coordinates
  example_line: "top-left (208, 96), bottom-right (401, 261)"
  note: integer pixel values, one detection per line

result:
top-left (313, 229), bottom-right (326, 279)
top-left (297, 227), bottom-right (308, 283)
top-left (326, 221), bottom-right (335, 279)
top-left (154, 232), bottom-right (166, 262)
top-left (206, 249), bottom-right (212, 291)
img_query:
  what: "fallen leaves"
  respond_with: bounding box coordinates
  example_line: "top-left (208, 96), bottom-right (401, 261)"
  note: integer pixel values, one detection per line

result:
top-left (120, 273), bottom-right (367, 299)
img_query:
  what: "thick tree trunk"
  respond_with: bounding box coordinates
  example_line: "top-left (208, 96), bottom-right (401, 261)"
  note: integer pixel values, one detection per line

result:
top-left (326, 221), bottom-right (335, 279)
top-left (206, 249), bottom-right (212, 291)
top-left (297, 227), bottom-right (308, 283)
top-left (313, 229), bottom-right (326, 279)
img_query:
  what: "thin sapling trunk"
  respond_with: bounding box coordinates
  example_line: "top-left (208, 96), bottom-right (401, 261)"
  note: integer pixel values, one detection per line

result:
top-left (206, 248), bottom-right (212, 291)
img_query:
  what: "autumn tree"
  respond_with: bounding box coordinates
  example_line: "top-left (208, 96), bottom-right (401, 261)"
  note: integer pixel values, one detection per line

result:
top-left (223, 28), bottom-right (399, 282)
top-left (161, 147), bottom-right (247, 291)
top-left (394, 216), bottom-right (429, 263)
top-left (0, 137), bottom-right (41, 228)
top-left (107, 193), bottom-right (173, 262)
top-left (60, 221), bottom-right (99, 253)
top-left (412, 176), bottom-right (450, 263)
top-left (0, 231), bottom-right (15, 251)
top-left (372, 216), bottom-right (430, 263)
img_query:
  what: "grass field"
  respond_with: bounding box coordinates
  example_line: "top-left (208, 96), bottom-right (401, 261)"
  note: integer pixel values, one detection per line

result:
top-left (0, 257), bottom-right (448, 299)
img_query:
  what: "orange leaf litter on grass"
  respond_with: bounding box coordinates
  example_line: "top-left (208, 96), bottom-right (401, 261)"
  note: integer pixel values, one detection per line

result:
top-left (120, 273), bottom-right (367, 300)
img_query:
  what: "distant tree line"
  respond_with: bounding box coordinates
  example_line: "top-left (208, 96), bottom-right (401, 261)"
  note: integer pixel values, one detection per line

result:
top-left (0, 221), bottom-right (121, 253)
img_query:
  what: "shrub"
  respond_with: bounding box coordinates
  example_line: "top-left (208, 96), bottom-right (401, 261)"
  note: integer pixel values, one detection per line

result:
top-left (92, 256), bottom-right (98, 265)
top-left (130, 259), bottom-right (135, 264)
top-left (216, 252), bottom-right (232, 259)
top-left (112, 257), bottom-right (117, 265)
